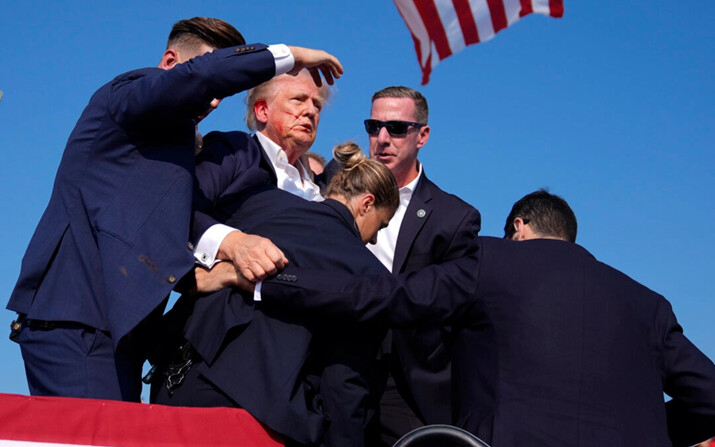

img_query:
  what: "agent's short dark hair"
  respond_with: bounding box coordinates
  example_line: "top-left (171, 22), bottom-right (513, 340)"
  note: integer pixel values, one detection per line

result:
top-left (167, 17), bottom-right (245, 52)
top-left (371, 86), bottom-right (428, 124)
top-left (504, 189), bottom-right (577, 242)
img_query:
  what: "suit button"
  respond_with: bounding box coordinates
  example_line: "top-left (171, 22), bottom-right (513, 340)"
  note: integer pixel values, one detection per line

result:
top-left (187, 242), bottom-right (194, 251)
top-left (290, 275), bottom-right (297, 282)
top-left (167, 275), bottom-right (177, 284)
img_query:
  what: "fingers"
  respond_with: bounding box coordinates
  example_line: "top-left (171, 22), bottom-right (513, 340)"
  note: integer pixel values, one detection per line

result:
top-left (308, 67), bottom-right (323, 87)
top-left (287, 46), bottom-right (343, 86)
top-left (319, 65), bottom-right (334, 86)
top-left (225, 233), bottom-right (288, 282)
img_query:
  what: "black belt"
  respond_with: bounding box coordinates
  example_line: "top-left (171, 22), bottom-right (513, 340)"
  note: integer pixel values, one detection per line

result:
top-left (9, 314), bottom-right (95, 342)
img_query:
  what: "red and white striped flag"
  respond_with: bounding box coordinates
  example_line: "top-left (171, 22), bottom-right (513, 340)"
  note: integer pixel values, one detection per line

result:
top-left (394, 0), bottom-right (564, 84)
top-left (0, 393), bottom-right (284, 447)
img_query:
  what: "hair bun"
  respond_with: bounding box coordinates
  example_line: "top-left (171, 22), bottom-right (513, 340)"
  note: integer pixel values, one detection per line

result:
top-left (332, 142), bottom-right (367, 170)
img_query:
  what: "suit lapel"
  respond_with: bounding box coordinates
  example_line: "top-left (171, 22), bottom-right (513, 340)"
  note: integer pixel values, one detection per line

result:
top-left (393, 172), bottom-right (433, 273)
top-left (253, 134), bottom-right (278, 184)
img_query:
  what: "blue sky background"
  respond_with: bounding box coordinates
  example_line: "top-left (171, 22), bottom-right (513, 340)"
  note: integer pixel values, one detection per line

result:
top-left (0, 1), bottom-right (712, 401)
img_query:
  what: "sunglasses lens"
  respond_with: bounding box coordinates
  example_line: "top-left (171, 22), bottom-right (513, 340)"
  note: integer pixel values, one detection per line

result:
top-left (385, 122), bottom-right (409, 135)
top-left (364, 120), bottom-right (381, 135)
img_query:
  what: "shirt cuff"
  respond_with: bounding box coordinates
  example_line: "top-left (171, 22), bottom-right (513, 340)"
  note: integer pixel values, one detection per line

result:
top-left (268, 44), bottom-right (295, 76)
top-left (254, 281), bottom-right (263, 302)
top-left (194, 224), bottom-right (238, 268)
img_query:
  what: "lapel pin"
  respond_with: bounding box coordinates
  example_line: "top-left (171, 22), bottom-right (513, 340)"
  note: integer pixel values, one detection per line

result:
top-left (417, 209), bottom-right (426, 218)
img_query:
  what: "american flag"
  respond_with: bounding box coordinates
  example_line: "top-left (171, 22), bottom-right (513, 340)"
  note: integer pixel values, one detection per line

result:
top-left (0, 393), bottom-right (284, 447)
top-left (394, 0), bottom-right (564, 84)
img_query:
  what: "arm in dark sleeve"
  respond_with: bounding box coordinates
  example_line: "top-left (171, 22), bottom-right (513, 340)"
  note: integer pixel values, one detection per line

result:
top-left (109, 44), bottom-right (275, 131)
top-left (260, 252), bottom-right (481, 327)
top-left (442, 206), bottom-right (481, 261)
top-left (191, 132), bottom-right (271, 242)
top-left (661, 299), bottom-right (715, 446)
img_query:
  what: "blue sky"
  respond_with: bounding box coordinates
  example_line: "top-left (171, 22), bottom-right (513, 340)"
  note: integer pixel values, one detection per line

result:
top-left (0, 1), bottom-right (712, 400)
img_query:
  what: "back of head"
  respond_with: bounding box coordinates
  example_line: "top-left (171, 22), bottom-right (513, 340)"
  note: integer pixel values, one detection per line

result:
top-left (167, 17), bottom-right (245, 53)
top-left (326, 142), bottom-right (399, 213)
top-left (504, 189), bottom-right (577, 242)
top-left (372, 85), bottom-right (429, 124)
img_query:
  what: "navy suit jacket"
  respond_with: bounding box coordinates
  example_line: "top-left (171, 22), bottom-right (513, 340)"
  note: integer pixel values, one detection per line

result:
top-left (387, 172), bottom-right (480, 425)
top-left (171, 187), bottom-right (388, 446)
top-left (322, 162), bottom-right (481, 425)
top-left (262, 237), bottom-right (715, 447)
top-left (8, 45), bottom-right (276, 346)
top-left (191, 131), bottom-right (278, 243)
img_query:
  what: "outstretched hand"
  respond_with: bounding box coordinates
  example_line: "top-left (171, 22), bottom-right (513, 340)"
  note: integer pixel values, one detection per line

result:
top-left (287, 46), bottom-right (344, 87)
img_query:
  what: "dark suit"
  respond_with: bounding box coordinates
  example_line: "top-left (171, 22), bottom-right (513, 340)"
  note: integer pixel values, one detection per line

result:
top-left (191, 130), bottom-right (278, 243)
top-left (383, 172), bottom-right (480, 437)
top-left (156, 183), bottom-right (388, 447)
top-left (261, 237), bottom-right (715, 447)
top-left (323, 161), bottom-right (481, 440)
top-left (7, 44), bottom-right (277, 401)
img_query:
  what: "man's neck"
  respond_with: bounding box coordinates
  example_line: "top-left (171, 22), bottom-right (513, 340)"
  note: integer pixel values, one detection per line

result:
top-left (394, 163), bottom-right (421, 188)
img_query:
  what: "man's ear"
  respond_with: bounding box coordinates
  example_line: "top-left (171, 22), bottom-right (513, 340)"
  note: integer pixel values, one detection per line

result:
top-left (512, 217), bottom-right (526, 241)
top-left (254, 99), bottom-right (269, 125)
top-left (159, 49), bottom-right (180, 70)
top-left (359, 194), bottom-right (376, 216)
top-left (416, 125), bottom-right (430, 149)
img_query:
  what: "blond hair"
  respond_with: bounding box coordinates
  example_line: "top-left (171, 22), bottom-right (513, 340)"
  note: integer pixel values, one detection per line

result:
top-left (326, 142), bottom-right (399, 212)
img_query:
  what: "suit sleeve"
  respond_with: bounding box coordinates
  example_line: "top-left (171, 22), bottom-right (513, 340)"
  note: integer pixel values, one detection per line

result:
top-left (660, 300), bottom-right (715, 446)
top-left (191, 132), bottom-right (270, 242)
top-left (261, 253), bottom-right (481, 327)
top-left (444, 206), bottom-right (481, 260)
top-left (108, 44), bottom-right (275, 132)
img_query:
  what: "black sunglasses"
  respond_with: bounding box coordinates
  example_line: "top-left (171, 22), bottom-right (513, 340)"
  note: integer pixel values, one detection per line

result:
top-left (364, 119), bottom-right (425, 136)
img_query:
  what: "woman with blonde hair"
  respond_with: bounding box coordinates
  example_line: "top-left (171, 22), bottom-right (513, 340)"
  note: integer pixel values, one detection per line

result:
top-left (153, 141), bottom-right (398, 447)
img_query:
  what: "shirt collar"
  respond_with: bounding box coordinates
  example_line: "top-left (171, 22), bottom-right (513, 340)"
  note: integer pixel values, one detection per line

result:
top-left (399, 161), bottom-right (422, 206)
top-left (256, 132), bottom-right (285, 167)
top-left (256, 131), bottom-right (314, 179)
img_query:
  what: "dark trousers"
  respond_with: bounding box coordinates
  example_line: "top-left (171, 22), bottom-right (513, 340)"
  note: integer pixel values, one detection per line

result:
top-left (17, 321), bottom-right (144, 402)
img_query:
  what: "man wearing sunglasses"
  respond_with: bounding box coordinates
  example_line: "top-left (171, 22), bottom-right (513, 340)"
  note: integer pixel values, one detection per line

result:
top-left (361, 86), bottom-right (482, 446)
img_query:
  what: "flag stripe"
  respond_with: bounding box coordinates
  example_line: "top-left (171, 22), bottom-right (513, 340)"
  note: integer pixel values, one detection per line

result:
top-left (486, 0), bottom-right (508, 34)
top-left (503, 0), bottom-right (523, 25)
top-left (550, 0), bottom-right (564, 17)
top-left (519, 0), bottom-right (533, 17)
top-left (470, 0), bottom-right (496, 43)
top-left (437, 1), bottom-right (466, 55)
top-left (394, 0), bottom-right (434, 83)
top-left (0, 393), bottom-right (283, 447)
top-left (414, 0), bottom-right (453, 60)
top-left (452, 0), bottom-right (480, 44)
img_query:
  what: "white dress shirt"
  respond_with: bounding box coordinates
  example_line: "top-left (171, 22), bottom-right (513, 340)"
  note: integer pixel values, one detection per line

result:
top-left (367, 164), bottom-right (423, 272)
top-left (193, 56), bottom-right (324, 268)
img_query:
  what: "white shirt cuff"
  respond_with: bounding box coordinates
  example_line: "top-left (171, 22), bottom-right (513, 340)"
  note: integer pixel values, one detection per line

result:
top-left (268, 44), bottom-right (295, 76)
top-left (194, 224), bottom-right (238, 268)
top-left (254, 281), bottom-right (263, 302)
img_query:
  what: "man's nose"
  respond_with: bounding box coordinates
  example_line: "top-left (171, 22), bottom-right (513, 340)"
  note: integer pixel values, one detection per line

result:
top-left (303, 100), bottom-right (319, 117)
top-left (377, 126), bottom-right (391, 144)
